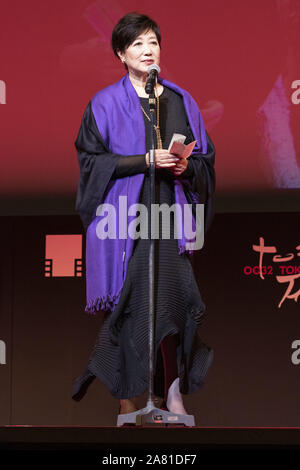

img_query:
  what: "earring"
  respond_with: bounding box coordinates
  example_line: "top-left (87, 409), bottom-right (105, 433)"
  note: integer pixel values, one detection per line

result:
top-left (121, 58), bottom-right (125, 63)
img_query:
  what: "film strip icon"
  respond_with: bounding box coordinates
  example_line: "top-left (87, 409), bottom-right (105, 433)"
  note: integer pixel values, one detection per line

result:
top-left (44, 258), bottom-right (83, 277)
top-left (44, 258), bottom-right (53, 277)
top-left (74, 258), bottom-right (83, 277)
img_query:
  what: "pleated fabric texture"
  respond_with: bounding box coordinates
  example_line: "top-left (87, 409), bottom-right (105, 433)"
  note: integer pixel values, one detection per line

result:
top-left (72, 87), bottom-right (214, 401)
top-left (72, 169), bottom-right (213, 400)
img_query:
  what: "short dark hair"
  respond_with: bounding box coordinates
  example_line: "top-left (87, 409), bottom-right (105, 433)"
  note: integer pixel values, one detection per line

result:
top-left (111, 12), bottom-right (161, 69)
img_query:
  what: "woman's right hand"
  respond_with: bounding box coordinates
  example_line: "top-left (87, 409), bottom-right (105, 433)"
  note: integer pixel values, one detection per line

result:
top-left (145, 149), bottom-right (180, 169)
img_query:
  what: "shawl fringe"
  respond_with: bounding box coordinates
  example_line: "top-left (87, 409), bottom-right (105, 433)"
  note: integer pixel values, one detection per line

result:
top-left (85, 290), bottom-right (122, 314)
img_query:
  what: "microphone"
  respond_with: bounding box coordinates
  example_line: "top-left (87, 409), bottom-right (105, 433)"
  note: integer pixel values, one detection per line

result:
top-left (145, 64), bottom-right (161, 95)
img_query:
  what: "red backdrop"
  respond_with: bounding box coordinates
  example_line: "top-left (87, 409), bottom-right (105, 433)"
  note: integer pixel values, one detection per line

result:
top-left (1, 0), bottom-right (300, 198)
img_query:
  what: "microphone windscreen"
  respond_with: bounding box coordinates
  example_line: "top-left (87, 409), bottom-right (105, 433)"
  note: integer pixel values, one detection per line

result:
top-left (147, 64), bottom-right (161, 74)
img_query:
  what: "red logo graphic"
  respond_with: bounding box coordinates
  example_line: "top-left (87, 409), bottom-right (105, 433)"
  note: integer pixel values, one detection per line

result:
top-left (246, 237), bottom-right (300, 308)
top-left (44, 235), bottom-right (82, 277)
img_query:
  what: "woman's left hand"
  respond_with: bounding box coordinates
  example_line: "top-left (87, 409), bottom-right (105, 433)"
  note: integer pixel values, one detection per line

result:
top-left (169, 156), bottom-right (188, 176)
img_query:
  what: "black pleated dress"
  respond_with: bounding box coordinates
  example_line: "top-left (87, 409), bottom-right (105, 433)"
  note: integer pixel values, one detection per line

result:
top-left (72, 86), bottom-right (214, 401)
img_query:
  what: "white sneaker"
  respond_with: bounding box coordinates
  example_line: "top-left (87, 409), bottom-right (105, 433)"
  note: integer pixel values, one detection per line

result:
top-left (166, 377), bottom-right (188, 415)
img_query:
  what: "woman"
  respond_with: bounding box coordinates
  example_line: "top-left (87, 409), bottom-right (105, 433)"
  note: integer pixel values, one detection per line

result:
top-left (72, 12), bottom-right (216, 417)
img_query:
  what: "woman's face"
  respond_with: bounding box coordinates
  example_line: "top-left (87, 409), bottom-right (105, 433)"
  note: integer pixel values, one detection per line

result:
top-left (119, 29), bottom-right (160, 77)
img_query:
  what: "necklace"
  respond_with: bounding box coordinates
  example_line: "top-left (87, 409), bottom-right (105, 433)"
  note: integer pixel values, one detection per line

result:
top-left (140, 88), bottom-right (163, 149)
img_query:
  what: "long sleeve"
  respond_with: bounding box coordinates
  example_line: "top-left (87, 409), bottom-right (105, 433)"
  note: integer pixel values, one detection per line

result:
top-left (178, 159), bottom-right (194, 178)
top-left (176, 121), bottom-right (196, 179)
top-left (74, 102), bottom-right (147, 231)
top-left (111, 155), bottom-right (149, 179)
top-left (74, 102), bottom-right (120, 230)
top-left (86, 102), bottom-right (149, 180)
top-left (181, 130), bottom-right (216, 233)
top-left (186, 131), bottom-right (215, 195)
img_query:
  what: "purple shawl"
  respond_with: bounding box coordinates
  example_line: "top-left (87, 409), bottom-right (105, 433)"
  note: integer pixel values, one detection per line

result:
top-left (85, 73), bottom-right (207, 314)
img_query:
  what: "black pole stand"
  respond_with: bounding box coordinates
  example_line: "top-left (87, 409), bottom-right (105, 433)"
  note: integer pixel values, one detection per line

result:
top-left (117, 86), bottom-right (195, 427)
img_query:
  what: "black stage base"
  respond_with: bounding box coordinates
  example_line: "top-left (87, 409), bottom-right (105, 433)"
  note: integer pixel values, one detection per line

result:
top-left (1, 426), bottom-right (300, 456)
top-left (1, 427), bottom-right (300, 466)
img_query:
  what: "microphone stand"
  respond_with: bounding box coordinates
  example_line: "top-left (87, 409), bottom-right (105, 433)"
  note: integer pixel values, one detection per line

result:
top-left (117, 82), bottom-right (195, 427)
top-left (146, 89), bottom-right (156, 412)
